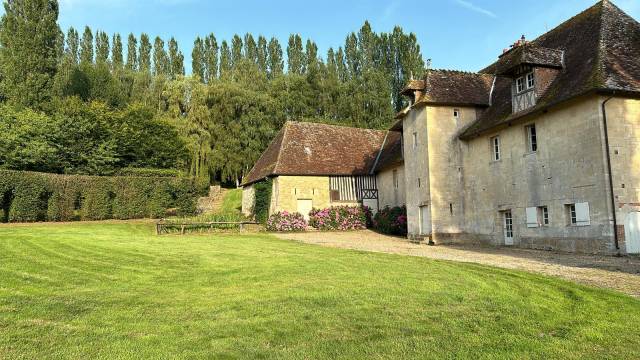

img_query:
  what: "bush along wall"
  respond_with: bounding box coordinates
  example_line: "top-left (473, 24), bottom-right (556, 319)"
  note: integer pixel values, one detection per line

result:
top-left (253, 178), bottom-right (273, 224)
top-left (309, 206), bottom-right (369, 231)
top-left (373, 206), bottom-right (408, 236)
top-left (0, 170), bottom-right (205, 223)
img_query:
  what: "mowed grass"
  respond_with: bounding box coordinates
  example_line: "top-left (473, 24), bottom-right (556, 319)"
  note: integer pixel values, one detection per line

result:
top-left (217, 188), bottom-right (242, 216)
top-left (0, 223), bottom-right (639, 359)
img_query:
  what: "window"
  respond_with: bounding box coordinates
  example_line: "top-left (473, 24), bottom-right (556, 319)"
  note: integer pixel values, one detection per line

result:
top-left (526, 206), bottom-right (550, 227)
top-left (526, 72), bottom-right (535, 89)
top-left (491, 136), bottom-right (501, 161)
top-left (540, 206), bottom-right (549, 226)
top-left (417, 178), bottom-right (421, 188)
top-left (516, 77), bottom-right (525, 93)
top-left (525, 124), bottom-right (537, 152)
top-left (393, 170), bottom-right (399, 189)
top-left (412, 132), bottom-right (418, 149)
top-left (566, 202), bottom-right (590, 226)
top-left (453, 109), bottom-right (460, 119)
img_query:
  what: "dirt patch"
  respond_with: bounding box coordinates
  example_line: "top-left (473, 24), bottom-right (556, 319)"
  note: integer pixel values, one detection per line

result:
top-left (275, 230), bottom-right (640, 298)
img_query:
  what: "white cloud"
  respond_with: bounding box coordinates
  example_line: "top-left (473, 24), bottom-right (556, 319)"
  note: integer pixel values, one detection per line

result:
top-left (452, 0), bottom-right (497, 18)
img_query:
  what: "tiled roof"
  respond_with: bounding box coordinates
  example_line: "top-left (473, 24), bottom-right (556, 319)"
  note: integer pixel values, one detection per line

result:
top-left (495, 45), bottom-right (565, 75)
top-left (415, 70), bottom-right (495, 106)
top-left (460, 0), bottom-right (640, 138)
top-left (242, 121), bottom-right (388, 185)
top-left (400, 79), bottom-right (425, 94)
top-left (373, 131), bottom-right (403, 172)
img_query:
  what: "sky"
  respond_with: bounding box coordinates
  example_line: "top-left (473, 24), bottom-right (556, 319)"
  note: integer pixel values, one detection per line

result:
top-left (24, 0), bottom-right (640, 73)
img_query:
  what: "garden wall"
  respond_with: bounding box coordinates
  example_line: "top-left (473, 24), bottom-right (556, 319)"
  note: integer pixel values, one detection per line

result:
top-left (0, 170), bottom-right (204, 222)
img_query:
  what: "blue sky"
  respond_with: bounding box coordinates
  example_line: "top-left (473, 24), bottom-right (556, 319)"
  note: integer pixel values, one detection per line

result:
top-left (38, 0), bottom-right (640, 73)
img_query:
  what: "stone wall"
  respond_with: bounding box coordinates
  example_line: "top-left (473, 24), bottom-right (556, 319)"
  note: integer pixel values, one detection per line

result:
top-left (605, 97), bottom-right (640, 254)
top-left (377, 164), bottom-right (406, 209)
top-left (271, 176), bottom-right (331, 215)
top-left (241, 184), bottom-right (255, 217)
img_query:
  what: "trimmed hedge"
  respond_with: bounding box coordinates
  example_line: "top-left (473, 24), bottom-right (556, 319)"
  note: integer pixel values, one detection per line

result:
top-left (253, 178), bottom-right (272, 224)
top-left (0, 170), bottom-right (205, 223)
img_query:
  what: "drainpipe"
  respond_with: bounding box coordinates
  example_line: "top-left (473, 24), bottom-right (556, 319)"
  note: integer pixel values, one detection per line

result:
top-left (601, 96), bottom-right (619, 251)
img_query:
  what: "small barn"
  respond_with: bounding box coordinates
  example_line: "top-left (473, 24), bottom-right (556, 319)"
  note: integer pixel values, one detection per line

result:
top-left (241, 121), bottom-right (403, 220)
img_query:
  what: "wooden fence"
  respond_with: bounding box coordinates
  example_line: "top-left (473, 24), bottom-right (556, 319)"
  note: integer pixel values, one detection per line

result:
top-left (156, 220), bottom-right (260, 235)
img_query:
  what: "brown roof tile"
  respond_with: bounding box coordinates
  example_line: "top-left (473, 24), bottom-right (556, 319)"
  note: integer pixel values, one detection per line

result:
top-left (460, 0), bottom-right (640, 138)
top-left (415, 70), bottom-right (495, 107)
top-left (242, 121), bottom-right (388, 185)
top-left (373, 131), bottom-right (403, 172)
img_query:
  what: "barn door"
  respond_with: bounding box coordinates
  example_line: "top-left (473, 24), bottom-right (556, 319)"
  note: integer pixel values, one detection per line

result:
top-left (297, 199), bottom-right (313, 221)
top-left (625, 212), bottom-right (640, 254)
top-left (419, 205), bottom-right (431, 236)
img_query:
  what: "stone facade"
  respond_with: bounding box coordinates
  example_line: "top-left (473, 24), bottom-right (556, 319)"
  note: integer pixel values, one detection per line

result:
top-left (241, 184), bottom-right (255, 217)
top-left (377, 164), bottom-right (406, 209)
top-left (269, 176), bottom-right (332, 216)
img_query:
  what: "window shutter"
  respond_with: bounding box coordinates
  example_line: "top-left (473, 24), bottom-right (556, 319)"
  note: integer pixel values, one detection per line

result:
top-left (526, 207), bottom-right (538, 228)
top-left (575, 202), bottom-right (590, 226)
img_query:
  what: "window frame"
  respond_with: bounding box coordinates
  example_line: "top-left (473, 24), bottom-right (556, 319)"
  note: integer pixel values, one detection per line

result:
top-left (453, 109), bottom-right (460, 120)
top-left (539, 206), bottom-right (549, 226)
top-left (491, 135), bottom-right (501, 161)
top-left (568, 204), bottom-right (577, 225)
top-left (526, 72), bottom-right (535, 89)
top-left (392, 169), bottom-right (399, 189)
top-left (516, 77), bottom-right (525, 93)
top-left (412, 132), bottom-right (418, 149)
top-left (525, 124), bottom-right (537, 152)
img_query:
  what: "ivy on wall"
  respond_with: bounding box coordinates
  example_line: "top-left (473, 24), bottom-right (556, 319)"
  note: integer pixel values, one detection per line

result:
top-left (253, 178), bottom-right (273, 224)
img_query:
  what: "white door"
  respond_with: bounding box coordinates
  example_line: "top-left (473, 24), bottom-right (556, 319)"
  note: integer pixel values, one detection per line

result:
top-left (503, 211), bottom-right (514, 245)
top-left (297, 199), bottom-right (313, 221)
top-left (362, 199), bottom-right (378, 215)
top-left (419, 205), bottom-right (431, 235)
top-left (625, 212), bottom-right (640, 254)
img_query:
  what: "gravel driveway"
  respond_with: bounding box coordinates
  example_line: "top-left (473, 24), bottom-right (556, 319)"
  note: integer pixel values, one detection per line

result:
top-left (275, 230), bottom-right (640, 298)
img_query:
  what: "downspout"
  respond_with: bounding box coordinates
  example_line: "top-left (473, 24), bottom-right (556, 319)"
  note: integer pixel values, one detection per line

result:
top-left (601, 96), bottom-right (619, 251)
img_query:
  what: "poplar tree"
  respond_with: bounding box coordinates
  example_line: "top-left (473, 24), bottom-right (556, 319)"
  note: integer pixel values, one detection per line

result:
top-left (153, 36), bottom-right (168, 76)
top-left (231, 35), bottom-right (243, 68)
top-left (0, 0), bottom-right (61, 109)
top-left (126, 33), bottom-right (137, 71)
top-left (95, 30), bottom-right (110, 64)
top-left (256, 35), bottom-right (268, 74)
top-left (66, 27), bottom-right (79, 64)
top-left (168, 37), bottom-right (184, 78)
top-left (111, 33), bottom-right (123, 69)
top-left (243, 33), bottom-right (257, 64)
top-left (287, 34), bottom-right (304, 75)
top-left (304, 39), bottom-right (318, 75)
top-left (191, 36), bottom-right (205, 81)
top-left (138, 33), bottom-right (152, 73)
top-left (219, 40), bottom-right (231, 79)
top-left (267, 37), bottom-right (283, 78)
top-left (79, 26), bottom-right (94, 66)
top-left (204, 34), bottom-right (218, 83)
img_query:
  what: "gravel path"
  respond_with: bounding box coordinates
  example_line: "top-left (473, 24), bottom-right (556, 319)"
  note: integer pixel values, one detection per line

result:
top-left (275, 230), bottom-right (640, 298)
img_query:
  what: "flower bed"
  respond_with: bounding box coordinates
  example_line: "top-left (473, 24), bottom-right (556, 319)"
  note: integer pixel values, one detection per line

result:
top-left (309, 206), bottom-right (369, 231)
top-left (266, 211), bottom-right (307, 232)
top-left (373, 206), bottom-right (407, 235)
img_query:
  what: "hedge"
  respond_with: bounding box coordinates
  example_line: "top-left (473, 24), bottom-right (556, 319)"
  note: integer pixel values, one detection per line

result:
top-left (0, 170), bottom-right (205, 223)
top-left (253, 178), bottom-right (272, 224)
top-left (373, 206), bottom-right (408, 236)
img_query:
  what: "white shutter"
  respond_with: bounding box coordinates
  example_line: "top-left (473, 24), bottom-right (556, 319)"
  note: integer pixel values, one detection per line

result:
top-left (575, 202), bottom-right (590, 226)
top-left (526, 207), bottom-right (538, 228)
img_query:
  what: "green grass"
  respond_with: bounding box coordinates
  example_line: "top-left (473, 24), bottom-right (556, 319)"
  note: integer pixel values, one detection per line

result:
top-left (1, 223), bottom-right (639, 359)
top-left (217, 188), bottom-right (242, 216)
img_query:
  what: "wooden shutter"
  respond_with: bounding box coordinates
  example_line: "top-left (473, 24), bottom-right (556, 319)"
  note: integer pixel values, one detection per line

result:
top-left (575, 202), bottom-right (590, 226)
top-left (525, 207), bottom-right (538, 228)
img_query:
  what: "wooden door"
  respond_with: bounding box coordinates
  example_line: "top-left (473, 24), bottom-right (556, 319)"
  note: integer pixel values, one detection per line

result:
top-left (625, 212), bottom-right (640, 254)
top-left (503, 211), bottom-right (514, 245)
top-left (297, 199), bottom-right (313, 221)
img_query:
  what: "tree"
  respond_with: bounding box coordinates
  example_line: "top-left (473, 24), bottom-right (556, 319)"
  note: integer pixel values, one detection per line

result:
top-left (111, 33), bottom-right (123, 69)
top-left (152, 36), bottom-right (168, 76)
top-left (204, 34), bottom-right (218, 82)
top-left (125, 33), bottom-right (137, 71)
top-left (219, 40), bottom-right (231, 80)
top-left (95, 30), bottom-right (110, 64)
top-left (304, 39), bottom-right (319, 75)
top-left (65, 27), bottom-right (79, 64)
top-left (0, 0), bottom-right (60, 109)
top-left (80, 26), bottom-right (94, 66)
top-left (168, 37), bottom-right (184, 78)
top-left (267, 37), bottom-right (283, 78)
top-left (287, 34), bottom-right (304, 75)
top-left (191, 36), bottom-right (205, 81)
top-left (138, 33), bottom-right (152, 73)
top-left (243, 33), bottom-right (257, 64)
top-left (256, 35), bottom-right (268, 74)
top-left (231, 34), bottom-right (243, 69)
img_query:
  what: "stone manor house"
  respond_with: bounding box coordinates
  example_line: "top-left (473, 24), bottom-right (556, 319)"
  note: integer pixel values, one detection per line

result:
top-left (242, 1), bottom-right (640, 255)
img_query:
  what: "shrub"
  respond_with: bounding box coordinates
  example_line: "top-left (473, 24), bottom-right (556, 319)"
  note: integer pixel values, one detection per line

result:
top-left (309, 206), bottom-right (368, 231)
top-left (373, 206), bottom-right (408, 236)
top-left (253, 178), bottom-right (272, 224)
top-left (266, 211), bottom-right (307, 232)
top-left (0, 170), bottom-right (203, 223)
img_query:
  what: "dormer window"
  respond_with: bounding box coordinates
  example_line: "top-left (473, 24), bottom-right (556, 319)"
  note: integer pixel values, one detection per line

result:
top-left (516, 72), bottom-right (534, 94)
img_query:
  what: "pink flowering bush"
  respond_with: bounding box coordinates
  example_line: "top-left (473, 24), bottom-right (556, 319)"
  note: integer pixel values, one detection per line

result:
top-left (266, 211), bottom-right (307, 232)
top-left (373, 206), bottom-right (407, 235)
top-left (309, 205), bottom-right (368, 231)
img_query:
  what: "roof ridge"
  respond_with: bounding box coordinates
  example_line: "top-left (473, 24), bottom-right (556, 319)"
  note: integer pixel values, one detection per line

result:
top-left (288, 119), bottom-right (387, 134)
top-left (430, 68), bottom-right (488, 75)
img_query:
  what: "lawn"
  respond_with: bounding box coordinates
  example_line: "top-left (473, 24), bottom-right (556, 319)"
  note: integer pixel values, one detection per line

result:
top-left (1, 223), bottom-right (639, 359)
